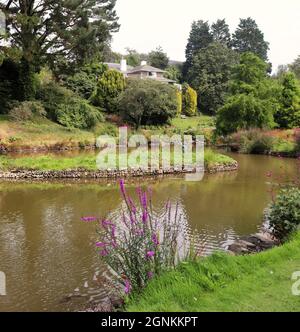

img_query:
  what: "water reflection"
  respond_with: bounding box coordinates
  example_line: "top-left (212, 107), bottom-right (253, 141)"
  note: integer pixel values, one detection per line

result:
top-left (0, 153), bottom-right (298, 311)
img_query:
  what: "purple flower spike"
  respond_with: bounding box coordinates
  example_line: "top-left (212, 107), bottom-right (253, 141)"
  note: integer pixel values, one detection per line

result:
top-left (124, 280), bottom-right (132, 294)
top-left (142, 210), bottom-right (148, 223)
top-left (151, 233), bottom-right (159, 246)
top-left (102, 220), bottom-right (114, 228)
top-left (147, 271), bottom-right (154, 279)
top-left (81, 216), bottom-right (97, 222)
top-left (96, 242), bottom-right (107, 248)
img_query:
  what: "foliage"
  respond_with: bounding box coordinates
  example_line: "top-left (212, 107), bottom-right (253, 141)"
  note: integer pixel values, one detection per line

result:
top-left (232, 17), bottom-right (269, 61)
top-left (124, 48), bottom-right (148, 67)
top-left (211, 19), bottom-right (231, 47)
top-left (92, 69), bottom-right (125, 112)
top-left (275, 72), bottom-right (300, 129)
top-left (268, 188), bottom-right (300, 240)
top-left (0, 0), bottom-right (119, 96)
top-left (37, 82), bottom-right (74, 120)
top-left (64, 72), bottom-right (97, 100)
top-left (89, 180), bottom-right (191, 295)
top-left (176, 90), bottom-right (182, 115)
top-left (216, 94), bottom-right (275, 135)
top-left (56, 98), bottom-right (103, 129)
top-left (164, 65), bottom-right (182, 83)
top-left (183, 20), bottom-right (213, 78)
top-left (182, 84), bottom-right (197, 116)
top-left (187, 42), bottom-right (238, 115)
top-left (118, 79), bottom-right (178, 128)
top-left (148, 47), bottom-right (169, 70)
top-left (8, 101), bottom-right (46, 122)
top-left (228, 129), bottom-right (275, 154)
top-left (216, 53), bottom-right (278, 135)
top-left (289, 55), bottom-right (300, 81)
top-left (126, 232), bottom-right (300, 312)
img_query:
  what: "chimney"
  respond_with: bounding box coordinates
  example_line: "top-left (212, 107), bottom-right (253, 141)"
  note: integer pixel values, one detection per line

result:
top-left (141, 60), bottom-right (147, 66)
top-left (120, 58), bottom-right (127, 72)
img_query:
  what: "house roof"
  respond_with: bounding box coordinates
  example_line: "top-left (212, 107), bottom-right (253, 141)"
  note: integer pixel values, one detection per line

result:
top-left (127, 65), bottom-right (166, 74)
top-left (104, 62), bottom-right (133, 72)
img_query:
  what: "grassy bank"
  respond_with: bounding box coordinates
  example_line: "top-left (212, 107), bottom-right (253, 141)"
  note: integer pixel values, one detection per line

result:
top-left (126, 232), bottom-right (300, 312)
top-left (0, 115), bottom-right (96, 151)
top-left (0, 115), bottom-right (215, 151)
top-left (0, 149), bottom-right (235, 172)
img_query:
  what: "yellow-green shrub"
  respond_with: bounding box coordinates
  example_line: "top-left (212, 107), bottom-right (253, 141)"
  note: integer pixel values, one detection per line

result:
top-left (176, 90), bottom-right (182, 115)
top-left (182, 83), bottom-right (197, 116)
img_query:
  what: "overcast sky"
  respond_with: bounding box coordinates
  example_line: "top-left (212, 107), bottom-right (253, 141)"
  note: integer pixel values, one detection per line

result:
top-left (111, 0), bottom-right (300, 71)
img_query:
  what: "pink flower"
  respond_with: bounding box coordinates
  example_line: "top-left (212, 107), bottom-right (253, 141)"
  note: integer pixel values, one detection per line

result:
top-left (96, 242), bottom-right (107, 248)
top-left (124, 280), bottom-right (132, 294)
top-left (146, 251), bottom-right (155, 258)
top-left (102, 220), bottom-right (114, 228)
top-left (151, 233), bottom-right (159, 246)
top-left (99, 249), bottom-right (109, 256)
top-left (147, 271), bottom-right (154, 279)
top-left (142, 210), bottom-right (148, 223)
top-left (81, 216), bottom-right (97, 222)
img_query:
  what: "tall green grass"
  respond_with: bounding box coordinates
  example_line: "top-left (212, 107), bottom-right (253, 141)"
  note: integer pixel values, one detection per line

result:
top-left (126, 232), bottom-right (300, 312)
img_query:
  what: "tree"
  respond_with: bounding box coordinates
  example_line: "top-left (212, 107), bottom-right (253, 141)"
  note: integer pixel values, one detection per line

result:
top-left (0, 0), bottom-right (119, 99)
top-left (290, 55), bottom-right (300, 81)
top-left (183, 20), bottom-right (213, 78)
top-left (211, 19), bottom-right (231, 47)
top-left (92, 69), bottom-right (125, 113)
top-left (275, 72), bottom-right (300, 128)
top-left (187, 42), bottom-right (238, 115)
top-left (124, 48), bottom-right (147, 67)
top-left (232, 18), bottom-right (269, 61)
top-left (118, 79), bottom-right (178, 129)
top-left (148, 46), bottom-right (169, 70)
top-left (164, 65), bottom-right (182, 82)
top-left (216, 53), bottom-right (278, 135)
top-left (182, 83), bottom-right (197, 116)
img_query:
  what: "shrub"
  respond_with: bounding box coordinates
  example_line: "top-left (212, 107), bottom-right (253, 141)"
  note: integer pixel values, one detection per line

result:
top-left (92, 69), bottom-right (125, 113)
top-left (176, 90), bottom-right (182, 116)
top-left (64, 71), bottom-right (97, 100)
top-left (118, 79), bottom-right (178, 129)
top-left (56, 98), bottom-right (103, 129)
top-left (9, 101), bottom-right (46, 122)
top-left (182, 83), bottom-right (197, 116)
top-left (83, 180), bottom-right (191, 295)
top-left (268, 188), bottom-right (300, 240)
top-left (37, 82), bottom-right (74, 120)
top-left (228, 129), bottom-right (274, 154)
top-left (216, 94), bottom-right (275, 135)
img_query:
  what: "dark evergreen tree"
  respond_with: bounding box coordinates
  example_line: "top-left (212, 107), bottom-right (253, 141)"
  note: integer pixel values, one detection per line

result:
top-left (211, 19), bottom-right (231, 47)
top-left (183, 20), bottom-right (213, 79)
top-left (232, 18), bottom-right (269, 61)
top-left (0, 0), bottom-right (120, 99)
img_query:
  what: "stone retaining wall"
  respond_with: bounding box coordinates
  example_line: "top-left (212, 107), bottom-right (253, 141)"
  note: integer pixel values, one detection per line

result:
top-left (0, 162), bottom-right (238, 179)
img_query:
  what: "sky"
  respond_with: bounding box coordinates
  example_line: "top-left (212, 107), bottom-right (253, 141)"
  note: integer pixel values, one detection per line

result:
top-left (111, 0), bottom-right (300, 72)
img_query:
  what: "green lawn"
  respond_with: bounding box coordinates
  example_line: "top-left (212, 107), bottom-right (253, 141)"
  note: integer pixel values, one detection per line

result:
top-left (0, 149), bottom-right (235, 171)
top-left (126, 232), bottom-right (300, 312)
top-left (171, 116), bottom-right (215, 131)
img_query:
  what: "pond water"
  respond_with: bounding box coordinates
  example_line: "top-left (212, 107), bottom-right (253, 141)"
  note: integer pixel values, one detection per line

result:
top-left (0, 153), bottom-right (298, 312)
